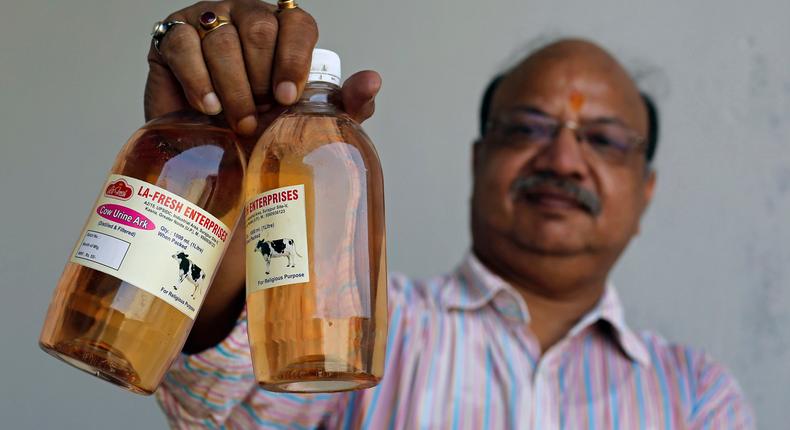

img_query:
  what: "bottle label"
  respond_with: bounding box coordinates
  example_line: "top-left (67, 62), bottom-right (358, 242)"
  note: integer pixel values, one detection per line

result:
top-left (245, 184), bottom-right (310, 294)
top-left (70, 174), bottom-right (231, 319)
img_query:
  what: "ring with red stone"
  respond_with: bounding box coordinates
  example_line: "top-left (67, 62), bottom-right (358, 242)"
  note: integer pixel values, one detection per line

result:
top-left (197, 11), bottom-right (231, 39)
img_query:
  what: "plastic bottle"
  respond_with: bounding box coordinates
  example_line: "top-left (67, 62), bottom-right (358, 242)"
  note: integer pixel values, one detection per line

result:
top-left (244, 49), bottom-right (388, 393)
top-left (39, 112), bottom-right (246, 394)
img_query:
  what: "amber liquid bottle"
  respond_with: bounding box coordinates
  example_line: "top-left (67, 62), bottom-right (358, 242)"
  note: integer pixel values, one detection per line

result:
top-left (39, 112), bottom-right (245, 394)
top-left (245, 49), bottom-right (387, 393)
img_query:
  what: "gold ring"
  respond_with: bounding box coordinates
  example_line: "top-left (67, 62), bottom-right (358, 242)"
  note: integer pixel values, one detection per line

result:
top-left (198, 11), bottom-right (231, 39)
top-left (277, 0), bottom-right (298, 11)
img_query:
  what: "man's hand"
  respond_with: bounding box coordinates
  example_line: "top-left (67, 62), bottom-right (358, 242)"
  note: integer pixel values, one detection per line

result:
top-left (145, 0), bottom-right (380, 137)
top-left (144, 0), bottom-right (381, 353)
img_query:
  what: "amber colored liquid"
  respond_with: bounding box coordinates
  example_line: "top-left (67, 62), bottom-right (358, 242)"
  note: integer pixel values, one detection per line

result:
top-left (246, 86), bottom-right (388, 392)
top-left (39, 113), bottom-right (245, 395)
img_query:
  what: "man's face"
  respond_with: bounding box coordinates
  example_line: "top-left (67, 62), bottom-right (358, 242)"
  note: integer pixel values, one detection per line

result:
top-left (471, 42), bottom-right (655, 267)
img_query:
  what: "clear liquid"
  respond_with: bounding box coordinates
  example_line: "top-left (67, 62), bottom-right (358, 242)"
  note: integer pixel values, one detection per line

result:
top-left (246, 89), bottom-right (388, 393)
top-left (39, 113), bottom-right (245, 394)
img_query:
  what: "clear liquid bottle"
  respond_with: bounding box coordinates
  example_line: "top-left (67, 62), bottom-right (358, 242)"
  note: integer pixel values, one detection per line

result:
top-left (244, 49), bottom-right (388, 393)
top-left (39, 111), bottom-right (246, 394)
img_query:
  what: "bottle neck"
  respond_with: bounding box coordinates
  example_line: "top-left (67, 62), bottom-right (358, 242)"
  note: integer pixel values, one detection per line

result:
top-left (292, 81), bottom-right (342, 114)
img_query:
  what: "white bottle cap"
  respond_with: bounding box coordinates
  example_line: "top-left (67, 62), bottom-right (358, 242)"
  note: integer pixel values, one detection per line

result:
top-left (309, 48), bottom-right (341, 85)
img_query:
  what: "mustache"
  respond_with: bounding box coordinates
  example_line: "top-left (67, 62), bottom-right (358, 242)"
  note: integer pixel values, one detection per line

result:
top-left (511, 175), bottom-right (602, 216)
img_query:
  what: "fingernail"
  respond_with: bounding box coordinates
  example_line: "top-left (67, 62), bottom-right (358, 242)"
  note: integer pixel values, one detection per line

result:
top-left (275, 81), bottom-right (297, 105)
top-left (202, 92), bottom-right (222, 115)
top-left (237, 115), bottom-right (257, 135)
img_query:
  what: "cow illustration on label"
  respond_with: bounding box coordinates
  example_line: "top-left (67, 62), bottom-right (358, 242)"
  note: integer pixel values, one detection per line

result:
top-left (171, 252), bottom-right (205, 299)
top-left (254, 238), bottom-right (303, 275)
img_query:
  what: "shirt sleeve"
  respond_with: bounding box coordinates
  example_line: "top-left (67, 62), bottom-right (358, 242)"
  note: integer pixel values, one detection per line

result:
top-left (156, 272), bottom-right (413, 429)
top-left (155, 307), bottom-right (258, 428)
top-left (686, 351), bottom-right (755, 430)
top-left (155, 308), bottom-right (346, 429)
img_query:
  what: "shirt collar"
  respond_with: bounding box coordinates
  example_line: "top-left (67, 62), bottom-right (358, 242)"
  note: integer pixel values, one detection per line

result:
top-left (441, 252), bottom-right (651, 366)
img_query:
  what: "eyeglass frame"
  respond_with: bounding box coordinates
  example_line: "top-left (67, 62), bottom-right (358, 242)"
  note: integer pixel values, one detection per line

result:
top-left (483, 107), bottom-right (648, 166)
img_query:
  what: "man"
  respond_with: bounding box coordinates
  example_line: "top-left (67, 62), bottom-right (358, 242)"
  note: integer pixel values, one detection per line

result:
top-left (149, 1), bottom-right (754, 428)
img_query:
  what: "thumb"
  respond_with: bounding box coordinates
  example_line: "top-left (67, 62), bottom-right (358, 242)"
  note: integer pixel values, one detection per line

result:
top-left (341, 70), bottom-right (381, 123)
top-left (144, 47), bottom-right (190, 121)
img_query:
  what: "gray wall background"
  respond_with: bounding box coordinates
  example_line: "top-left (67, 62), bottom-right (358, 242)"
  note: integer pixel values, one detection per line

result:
top-left (2, 0), bottom-right (788, 428)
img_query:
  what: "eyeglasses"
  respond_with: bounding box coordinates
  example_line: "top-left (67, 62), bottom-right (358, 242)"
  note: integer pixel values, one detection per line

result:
top-left (485, 109), bottom-right (647, 165)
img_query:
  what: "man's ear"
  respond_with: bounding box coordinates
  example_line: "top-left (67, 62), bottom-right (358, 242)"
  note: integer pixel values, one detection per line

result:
top-left (634, 168), bottom-right (657, 236)
top-left (472, 139), bottom-right (484, 173)
top-left (643, 168), bottom-right (657, 207)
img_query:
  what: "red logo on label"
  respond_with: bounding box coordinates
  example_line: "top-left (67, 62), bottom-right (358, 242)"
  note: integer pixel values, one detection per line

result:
top-left (105, 179), bottom-right (133, 200)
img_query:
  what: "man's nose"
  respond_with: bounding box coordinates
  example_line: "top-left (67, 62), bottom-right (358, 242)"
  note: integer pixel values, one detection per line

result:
top-left (529, 127), bottom-right (589, 178)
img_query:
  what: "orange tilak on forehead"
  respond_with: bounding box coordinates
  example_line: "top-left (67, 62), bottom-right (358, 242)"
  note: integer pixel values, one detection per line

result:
top-left (568, 91), bottom-right (585, 113)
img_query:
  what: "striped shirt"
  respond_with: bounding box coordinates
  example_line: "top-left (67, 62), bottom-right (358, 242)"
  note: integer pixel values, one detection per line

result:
top-left (157, 253), bottom-right (754, 429)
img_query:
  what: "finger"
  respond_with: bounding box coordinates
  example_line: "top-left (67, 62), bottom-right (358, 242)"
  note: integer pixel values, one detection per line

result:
top-left (341, 70), bottom-right (381, 123)
top-left (272, 8), bottom-right (319, 105)
top-left (234, 3), bottom-right (279, 106)
top-left (156, 23), bottom-right (222, 116)
top-left (201, 23), bottom-right (258, 135)
top-left (145, 48), bottom-right (189, 121)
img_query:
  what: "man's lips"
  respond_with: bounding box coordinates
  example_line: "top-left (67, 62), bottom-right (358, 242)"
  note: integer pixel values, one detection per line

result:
top-left (519, 188), bottom-right (589, 212)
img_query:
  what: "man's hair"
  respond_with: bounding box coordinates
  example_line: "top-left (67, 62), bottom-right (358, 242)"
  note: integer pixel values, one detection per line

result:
top-left (478, 75), bottom-right (660, 164)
